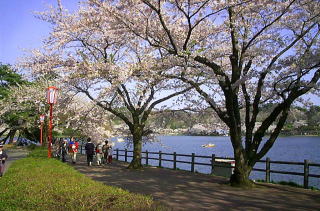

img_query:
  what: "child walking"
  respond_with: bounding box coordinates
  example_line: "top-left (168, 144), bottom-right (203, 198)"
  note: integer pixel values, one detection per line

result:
top-left (69, 137), bottom-right (79, 164)
top-left (95, 142), bottom-right (103, 166)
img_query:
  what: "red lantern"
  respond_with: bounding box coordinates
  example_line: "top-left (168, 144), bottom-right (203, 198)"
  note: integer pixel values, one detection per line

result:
top-left (46, 86), bottom-right (59, 104)
top-left (40, 114), bottom-right (45, 123)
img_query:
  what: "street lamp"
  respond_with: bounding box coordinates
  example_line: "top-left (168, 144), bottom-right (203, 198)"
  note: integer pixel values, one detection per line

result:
top-left (46, 86), bottom-right (58, 158)
top-left (39, 114), bottom-right (45, 146)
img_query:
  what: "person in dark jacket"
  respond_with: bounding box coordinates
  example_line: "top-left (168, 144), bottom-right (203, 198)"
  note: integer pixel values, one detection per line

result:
top-left (61, 139), bottom-right (69, 162)
top-left (85, 138), bottom-right (95, 166)
top-left (0, 144), bottom-right (8, 177)
top-left (55, 138), bottom-right (64, 158)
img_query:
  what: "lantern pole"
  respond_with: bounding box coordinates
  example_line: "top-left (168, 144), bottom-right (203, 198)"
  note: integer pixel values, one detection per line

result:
top-left (46, 86), bottom-right (58, 158)
top-left (48, 104), bottom-right (53, 158)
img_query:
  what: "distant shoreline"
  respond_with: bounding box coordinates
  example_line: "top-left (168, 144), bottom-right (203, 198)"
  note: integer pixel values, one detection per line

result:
top-left (156, 133), bottom-right (320, 137)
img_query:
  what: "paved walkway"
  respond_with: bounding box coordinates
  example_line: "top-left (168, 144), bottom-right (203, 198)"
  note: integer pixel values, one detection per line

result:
top-left (72, 155), bottom-right (320, 211)
top-left (2, 148), bottom-right (29, 175)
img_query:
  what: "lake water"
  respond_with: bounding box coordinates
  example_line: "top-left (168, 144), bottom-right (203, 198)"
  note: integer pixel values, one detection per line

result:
top-left (112, 136), bottom-right (320, 188)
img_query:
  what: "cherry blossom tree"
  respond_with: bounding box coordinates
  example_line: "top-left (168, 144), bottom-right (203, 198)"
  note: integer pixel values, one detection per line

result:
top-left (0, 78), bottom-right (54, 144)
top-left (0, 77), bottom-right (111, 144)
top-left (60, 94), bottom-right (113, 141)
top-left (0, 64), bottom-right (29, 143)
top-left (21, 1), bottom-right (194, 168)
top-left (89, 0), bottom-right (320, 186)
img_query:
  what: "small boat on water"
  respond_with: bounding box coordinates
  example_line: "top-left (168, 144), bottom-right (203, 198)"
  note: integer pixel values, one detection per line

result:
top-left (201, 143), bottom-right (215, 148)
top-left (117, 138), bottom-right (125, 143)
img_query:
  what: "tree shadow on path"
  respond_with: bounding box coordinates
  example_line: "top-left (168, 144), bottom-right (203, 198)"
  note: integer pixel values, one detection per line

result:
top-left (72, 155), bottom-right (320, 211)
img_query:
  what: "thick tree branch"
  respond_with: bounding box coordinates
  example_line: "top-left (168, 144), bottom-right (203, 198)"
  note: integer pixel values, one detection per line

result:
top-left (255, 107), bottom-right (290, 162)
top-left (250, 68), bottom-right (320, 158)
top-left (120, 84), bottom-right (135, 110)
top-left (138, 86), bottom-right (155, 115)
top-left (74, 85), bottom-right (133, 128)
top-left (193, 56), bottom-right (225, 77)
top-left (250, 22), bottom-right (317, 133)
top-left (166, 74), bottom-right (229, 124)
top-left (0, 128), bottom-right (9, 138)
top-left (142, 0), bottom-right (178, 53)
top-left (140, 85), bottom-right (194, 123)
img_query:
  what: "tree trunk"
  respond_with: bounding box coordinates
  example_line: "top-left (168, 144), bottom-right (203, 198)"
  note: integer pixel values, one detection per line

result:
top-left (1, 131), bottom-right (10, 144)
top-left (229, 133), bottom-right (254, 187)
top-left (0, 128), bottom-right (9, 144)
top-left (128, 126), bottom-right (143, 169)
top-left (43, 123), bottom-right (48, 145)
top-left (230, 158), bottom-right (254, 188)
top-left (8, 129), bottom-right (17, 144)
top-left (0, 128), bottom-right (9, 137)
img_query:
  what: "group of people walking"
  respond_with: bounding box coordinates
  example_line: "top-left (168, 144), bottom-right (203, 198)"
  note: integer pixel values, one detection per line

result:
top-left (54, 137), bottom-right (113, 167)
top-left (85, 138), bottom-right (113, 166)
top-left (54, 137), bottom-right (79, 163)
top-left (0, 136), bottom-right (114, 177)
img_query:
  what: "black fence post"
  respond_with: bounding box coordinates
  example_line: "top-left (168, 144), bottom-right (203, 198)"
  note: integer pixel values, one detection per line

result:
top-left (146, 150), bottom-right (149, 166)
top-left (173, 152), bottom-right (177, 170)
top-left (125, 149), bottom-right (128, 162)
top-left (159, 151), bottom-right (162, 167)
top-left (191, 153), bottom-right (195, 172)
top-left (116, 149), bottom-right (119, 160)
top-left (211, 154), bottom-right (215, 174)
top-left (304, 159), bottom-right (309, 189)
top-left (266, 157), bottom-right (270, 183)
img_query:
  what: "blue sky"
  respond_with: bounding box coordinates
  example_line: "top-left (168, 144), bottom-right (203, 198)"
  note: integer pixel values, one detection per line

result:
top-left (0, 0), bottom-right (78, 64)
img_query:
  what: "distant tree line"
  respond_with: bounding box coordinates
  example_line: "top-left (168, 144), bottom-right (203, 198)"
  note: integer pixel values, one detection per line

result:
top-left (143, 105), bottom-right (320, 136)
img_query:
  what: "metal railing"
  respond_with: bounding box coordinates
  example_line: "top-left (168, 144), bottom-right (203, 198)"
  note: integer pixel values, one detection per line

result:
top-left (112, 148), bottom-right (320, 189)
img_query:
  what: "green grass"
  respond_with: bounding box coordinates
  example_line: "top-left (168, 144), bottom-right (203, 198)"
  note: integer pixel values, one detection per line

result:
top-left (0, 147), bottom-right (159, 211)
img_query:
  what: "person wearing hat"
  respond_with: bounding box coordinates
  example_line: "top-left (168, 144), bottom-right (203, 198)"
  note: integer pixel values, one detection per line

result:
top-left (0, 144), bottom-right (8, 177)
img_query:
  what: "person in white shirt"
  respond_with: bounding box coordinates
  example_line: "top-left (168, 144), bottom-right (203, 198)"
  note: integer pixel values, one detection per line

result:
top-left (95, 142), bottom-right (103, 166)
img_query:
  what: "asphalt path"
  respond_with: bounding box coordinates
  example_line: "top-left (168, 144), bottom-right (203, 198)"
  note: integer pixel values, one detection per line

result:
top-left (71, 154), bottom-right (320, 211)
top-left (1, 150), bottom-right (319, 210)
top-left (2, 148), bottom-right (29, 175)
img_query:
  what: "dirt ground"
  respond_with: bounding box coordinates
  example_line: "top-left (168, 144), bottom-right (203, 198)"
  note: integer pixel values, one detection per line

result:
top-left (72, 155), bottom-right (320, 211)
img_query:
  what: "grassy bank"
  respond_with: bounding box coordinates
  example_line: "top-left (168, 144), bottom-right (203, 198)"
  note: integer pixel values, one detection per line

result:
top-left (0, 147), bottom-right (157, 211)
